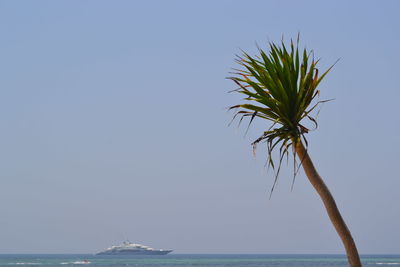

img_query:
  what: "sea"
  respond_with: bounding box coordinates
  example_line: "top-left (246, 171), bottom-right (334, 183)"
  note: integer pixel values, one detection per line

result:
top-left (1, 254), bottom-right (399, 267)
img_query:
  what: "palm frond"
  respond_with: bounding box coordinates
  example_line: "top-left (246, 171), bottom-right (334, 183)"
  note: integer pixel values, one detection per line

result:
top-left (229, 37), bottom-right (334, 195)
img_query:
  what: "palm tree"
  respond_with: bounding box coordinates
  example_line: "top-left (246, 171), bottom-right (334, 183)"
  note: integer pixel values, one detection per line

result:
top-left (228, 38), bottom-right (362, 267)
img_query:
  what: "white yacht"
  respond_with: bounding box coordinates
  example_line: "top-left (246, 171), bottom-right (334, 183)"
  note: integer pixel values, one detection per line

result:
top-left (96, 241), bottom-right (172, 255)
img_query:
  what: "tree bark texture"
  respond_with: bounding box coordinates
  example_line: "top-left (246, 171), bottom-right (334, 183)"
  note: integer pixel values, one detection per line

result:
top-left (294, 141), bottom-right (362, 267)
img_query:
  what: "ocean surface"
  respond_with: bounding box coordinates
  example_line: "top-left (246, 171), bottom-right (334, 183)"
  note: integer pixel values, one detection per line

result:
top-left (1, 254), bottom-right (399, 267)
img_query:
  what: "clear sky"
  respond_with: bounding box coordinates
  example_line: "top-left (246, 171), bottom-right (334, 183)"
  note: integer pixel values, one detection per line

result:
top-left (0, 0), bottom-right (399, 254)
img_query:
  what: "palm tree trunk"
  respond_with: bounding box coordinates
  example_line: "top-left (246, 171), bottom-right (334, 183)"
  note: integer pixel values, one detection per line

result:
top-left (294, 141), bottom-right (362, 267)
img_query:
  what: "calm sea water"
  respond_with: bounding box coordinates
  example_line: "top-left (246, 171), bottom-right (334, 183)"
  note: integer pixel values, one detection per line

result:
top-left (1, 254), bottom-right (399, 267)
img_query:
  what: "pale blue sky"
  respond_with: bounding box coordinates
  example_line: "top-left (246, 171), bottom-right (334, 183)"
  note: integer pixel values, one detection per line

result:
top-left (0, 0), bottom-right (399, 254)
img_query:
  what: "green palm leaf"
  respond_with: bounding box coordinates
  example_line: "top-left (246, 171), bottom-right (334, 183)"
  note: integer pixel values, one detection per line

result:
top-left (229, 37), bottom-right (334, 194)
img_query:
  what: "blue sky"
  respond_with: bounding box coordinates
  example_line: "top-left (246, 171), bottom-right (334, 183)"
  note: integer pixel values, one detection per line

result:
top-left (0, 0), bottom-right (399, 254)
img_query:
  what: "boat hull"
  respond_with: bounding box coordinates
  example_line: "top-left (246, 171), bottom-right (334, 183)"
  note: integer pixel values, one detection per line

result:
top-left (96, 250), bottom-right (172, 255)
